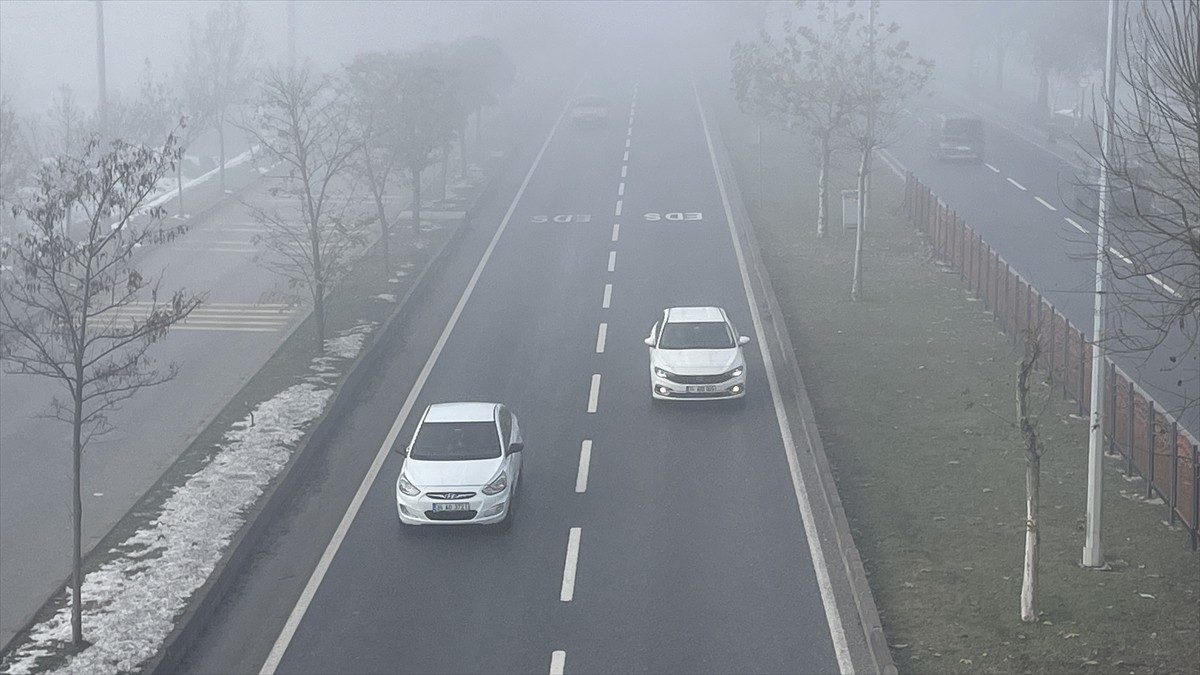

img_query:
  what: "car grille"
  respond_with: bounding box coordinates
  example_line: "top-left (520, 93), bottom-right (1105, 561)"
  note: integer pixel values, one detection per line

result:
top-left (424, 510), bottom-right (478, 521)
top-left (665, 372), bottom-right (730, 384)
top-left (426, 492), bottom-right (476, 500)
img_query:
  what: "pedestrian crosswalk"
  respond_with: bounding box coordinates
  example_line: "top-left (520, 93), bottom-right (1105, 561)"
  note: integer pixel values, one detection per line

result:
top-left (106, 302), bottom-right (297, 333)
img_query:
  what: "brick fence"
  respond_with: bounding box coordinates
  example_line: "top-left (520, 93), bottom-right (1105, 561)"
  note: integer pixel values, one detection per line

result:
top-left (905, 172), bottom-right (1200, 551)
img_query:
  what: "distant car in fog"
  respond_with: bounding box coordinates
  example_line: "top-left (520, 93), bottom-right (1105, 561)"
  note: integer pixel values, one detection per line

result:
top-left (571, 95), bottom-right (610, 127)
top-left (928, 114), bottom-right (984, 162)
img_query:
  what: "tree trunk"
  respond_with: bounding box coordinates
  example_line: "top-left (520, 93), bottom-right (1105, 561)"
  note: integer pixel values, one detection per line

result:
top-left (459, 124), bottom-right (468, 178)
top-left (817, 135), bottom-right (832, 238)
top-left (1022, 452), bottom-right (1041, 622)
top-left (439, 141), bottom-right (449, 203)
top-left (314, 283), bottom-right (326, 349)
top-left (217, 113), bottom-right (227, 194)
top-left (850, 147), bottom-right (869, 301)
top-left (176, 161), bottom-right (184, 217)
top-left (1036, 69), bottom-right (1050, 114)
top-left (411, 165), bottom-right (422, 233)
top-left (374, 190), bottom-right (389, 276)
top-left (474, 106), bottom-right (483, 158)
top-left (71, 369), bottom-right (84, 645)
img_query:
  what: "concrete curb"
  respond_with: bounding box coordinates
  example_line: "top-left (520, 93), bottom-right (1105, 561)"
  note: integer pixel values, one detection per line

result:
top-left (701, 94), bottom-right (898, 675)
top-left (145, 135), bottom-right (529, 674)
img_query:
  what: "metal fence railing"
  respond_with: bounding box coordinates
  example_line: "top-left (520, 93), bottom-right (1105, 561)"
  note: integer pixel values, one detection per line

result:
top-left (905, 172), bottom-right (1200, 551)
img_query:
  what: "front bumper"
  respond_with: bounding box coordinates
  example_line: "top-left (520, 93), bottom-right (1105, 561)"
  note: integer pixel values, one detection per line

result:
top-left (396, 489), bottom-right (511, 526)
top-left (650, 371), bottom-right (746, 400)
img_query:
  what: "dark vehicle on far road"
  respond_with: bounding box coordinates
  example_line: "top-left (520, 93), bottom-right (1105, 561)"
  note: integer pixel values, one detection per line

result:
top-left (928, 114), bottom-right (985, 162)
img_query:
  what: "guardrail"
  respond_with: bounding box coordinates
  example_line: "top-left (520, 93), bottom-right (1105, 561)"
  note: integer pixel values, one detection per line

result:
top-left (904, 172), bottom-right (1200, 551)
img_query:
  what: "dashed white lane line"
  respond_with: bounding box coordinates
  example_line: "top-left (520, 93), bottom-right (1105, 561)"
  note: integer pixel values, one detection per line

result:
top-left (607, 251), bottom-right (616, 272)
top-left (1108, 245), bottom-right (1133, 265)
top-left (1006, 177), bottom-right (1027, 191)
top-left (595, 322), bottom-right (607, 353)
top-left (1065, 216), bottom-right (1089, 234)
top-left (625, 138), bottom-right (631, 149)
top-left (587, 374), bottom-right (601, 413)
top-left (550, 650), bottom-right (566, 675)
top-left (575, 440), bottom-right (592, 493)
top-left (623, 150), bottom-right (629, 162)
top-left (618, 182), bottom-right (625, 196)
top-left (611, 222), bottom-right (620, 241)
top-left (560, 527), bottom-right (582, 601)
top-left (1150, 275), bottom-right (1181, 297)
top-left (602, 283), bottom-right (612, 309)
top-left (985, 163), bottom-right (1000, 173)
top-left (621, 165), bottom-right (627, 178)
top-left (1034, 196), bottom-right (1058, 211)
top-left (627, 127), bottom-right (633, 137)
top-left (615, 199), bottom-right (623, 216)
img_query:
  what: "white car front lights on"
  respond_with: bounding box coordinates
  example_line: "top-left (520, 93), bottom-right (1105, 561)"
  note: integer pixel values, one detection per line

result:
top-left (397, 473), bottom-right (420, 497)
top-left (730, 367), bottom-right (744, 378)
top-left (481, 472), bottom-right (508, 495)
top-left (654, 367), bottom-right (672, 379)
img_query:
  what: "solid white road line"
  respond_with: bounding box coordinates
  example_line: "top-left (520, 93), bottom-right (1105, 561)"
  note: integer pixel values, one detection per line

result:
top-left (611, 223), bottom-right (620, 241)
top-left (596, 323), bottom-right (607, 353)
top-left (1034, 196), bottom-right (1058, 211)
top-left (257, 89), bottom-right (578, 675)
top-left (560, 527), bottom-right (582, 601)
top-left (575, 440), bottom-right (592, 493)
top-left (550, 651), bottom-right (566, 675)
top-left (602, 283), bottom-right (612, 309)
top-left (618, 182), bottom-right (625, 196)
top-left (1006, 177), bottom-right (1027, 191)
top-left (693, 80), bottom-right (853, 675)
top-left (1064, 216), bottom-right (1089, 234)
top-left (587, 374), bottom-right (601, 413)
top-left (615, 200), bottom-right (623, 216)
top-left (608, 251), bottom-right (616, 272)
top-left (985, 163), bottom-right (1000, 173)
top-left (623, 150), bottom-right (629, 162)
top-left (621, 165), bottom-right (627, 178)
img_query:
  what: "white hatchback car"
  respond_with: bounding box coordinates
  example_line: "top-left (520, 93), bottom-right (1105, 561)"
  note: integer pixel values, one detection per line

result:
top-left (644, 306), bottom-right (750, 401)
top-left (395, 402), bottom-right (522, 527)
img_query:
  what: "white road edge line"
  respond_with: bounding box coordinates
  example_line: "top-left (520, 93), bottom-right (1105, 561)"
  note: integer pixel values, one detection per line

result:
top-left (575, 440), bottom-right (592, 493)
top-left (602, 283), bottom-right (612, 309)
top-left (985, 163), bottom-right (1000, 173)
top-left (692, 79), bottom-right (853, 675)
top-left (560, 527), bottom-right (582, 601)
top-left (1064, 216), bottom-right (1089, 234)
top-left (1006, 177), bottom-right (1027, 191)
top-left (257, 91), bottom-right (578, 675)
top-left (596, 323), bottom-right (607, 353)
top-left (607, 251), bottom-right (616, 272)
top-left (550, 650), bottom-right (566, 675)
top-left (587, 374), bottom-right (601, 413)
top-left (611, 223), bottom-right (620, 242)
top-left (615, 200), bottom-right (623, 216)
top-left (1033, 196), bottom-right (1058, 211)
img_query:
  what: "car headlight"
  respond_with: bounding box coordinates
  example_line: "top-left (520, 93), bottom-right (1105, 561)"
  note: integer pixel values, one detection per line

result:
top-left (482, 472), bottom-right (508, 495)
top-left (397, 473), bottom-right (420, 496)
top-left (654, 367), bottom-right (672, 378)
top-left (729, 367), bottom-right (744, 378)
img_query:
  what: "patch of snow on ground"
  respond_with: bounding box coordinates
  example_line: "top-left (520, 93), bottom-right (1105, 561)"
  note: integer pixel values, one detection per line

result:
top-left (0, 324), bottom-right (377, 675)
top-left (373, 294), bottom-right (396, 303)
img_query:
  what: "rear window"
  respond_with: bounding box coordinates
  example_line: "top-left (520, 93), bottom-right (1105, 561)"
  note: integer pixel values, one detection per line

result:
top-left (411, 421), bottom-right (500, 461)
top-left (943, 118), bottom-right (982, 136)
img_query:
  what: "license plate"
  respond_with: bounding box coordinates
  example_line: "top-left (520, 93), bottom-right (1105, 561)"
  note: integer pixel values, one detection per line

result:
top-left (686, 385), bottom-right (717, 393)
top-left (431, 502), bottom-right (471, 511)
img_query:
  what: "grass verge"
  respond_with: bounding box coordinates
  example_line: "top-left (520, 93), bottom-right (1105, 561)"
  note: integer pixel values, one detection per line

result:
top-left (715, 103), bottom-right (1199, 674)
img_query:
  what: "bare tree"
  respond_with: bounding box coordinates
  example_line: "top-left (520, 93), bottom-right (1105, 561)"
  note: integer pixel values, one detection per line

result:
top-left (0, 133), bottom-right (201, 646)
top-left (0, 96), bottom-right (30, 237)
top-left (182, 0), bottom-right (255, 193)
top-left (1015, 326), bottom-right (1046, 622)
top-left (108, 60), bottom-right (178, 148)
top-left (1082, 0), bottom-right (1199, 417)
top-left (845, 0), bottom-right (932, 301)
top-left (732, 0), bottom-right (858, 238)
top-left (241, 64), bottom-right (367, 349)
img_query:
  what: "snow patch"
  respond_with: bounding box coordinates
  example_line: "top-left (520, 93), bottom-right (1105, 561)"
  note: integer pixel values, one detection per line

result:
top-left (373, 294), bottom-right (396, 303)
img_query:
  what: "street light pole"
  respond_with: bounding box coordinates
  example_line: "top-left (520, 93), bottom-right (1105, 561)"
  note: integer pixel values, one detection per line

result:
top-left (95, 0), bottom-right (108, 142)
top-left (1083, 0), bottom-right (1120, 569)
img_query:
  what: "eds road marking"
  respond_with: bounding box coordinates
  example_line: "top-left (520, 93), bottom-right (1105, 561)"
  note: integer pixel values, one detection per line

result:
top-left (550, 651), bottom-right (566, 675)
top-left (587, 374), bottom-right (601, 413)
top-left (560, 527), bottom-right (582, 601)
top-left (693, 78), bottom-right (853, 675)
top-left (575, 440), bottom-right (592, 493)
top-left (257, 87), bottom-right (579, 675)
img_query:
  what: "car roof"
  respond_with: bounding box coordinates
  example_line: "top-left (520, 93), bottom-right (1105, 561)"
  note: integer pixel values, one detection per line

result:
top-left (423, 402), bottom-right (499, 423)
top-left (664, 306), bottom-right (727, 323)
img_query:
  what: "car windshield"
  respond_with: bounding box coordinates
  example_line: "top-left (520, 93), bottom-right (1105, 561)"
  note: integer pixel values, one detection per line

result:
top-left (659, 321), bottom-right (735, 349)
top-left (410, 421), bottom-right (501, 461)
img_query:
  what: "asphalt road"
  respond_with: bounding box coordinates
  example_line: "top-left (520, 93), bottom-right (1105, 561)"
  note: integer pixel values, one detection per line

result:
top-left (887, 89), bottom-right (1198, 438)
top-left (179, 67), bottom-right (855, 675)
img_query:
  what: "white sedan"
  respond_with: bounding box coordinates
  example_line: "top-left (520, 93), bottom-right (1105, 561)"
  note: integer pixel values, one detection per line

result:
top-left (395, 402), bottom-right (522, 527)
top-left (644, 306), bottom-right (749, 401)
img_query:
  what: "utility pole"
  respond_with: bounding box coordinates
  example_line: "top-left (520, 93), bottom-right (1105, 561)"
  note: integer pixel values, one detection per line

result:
top-left (288, 0), bottom-right (297, 69)
top-left (1083, 0), bottom-right (1119, 569)
top-left (95, 0), bottom-right (108, 142)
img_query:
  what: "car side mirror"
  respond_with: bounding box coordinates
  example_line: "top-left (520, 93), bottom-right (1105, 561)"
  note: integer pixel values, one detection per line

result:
top-left (508, 442), bottom-right (524, 454)
top-left (738, 335), bottom-right (751, 345)
top-left (643, 336), bottom-right (655, 347)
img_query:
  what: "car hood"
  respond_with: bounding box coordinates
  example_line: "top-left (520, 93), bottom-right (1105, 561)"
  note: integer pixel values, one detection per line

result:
top-left (403, 457), bottom-right (503, 489)
top-left (652, 348), bottom-right (743, 374)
